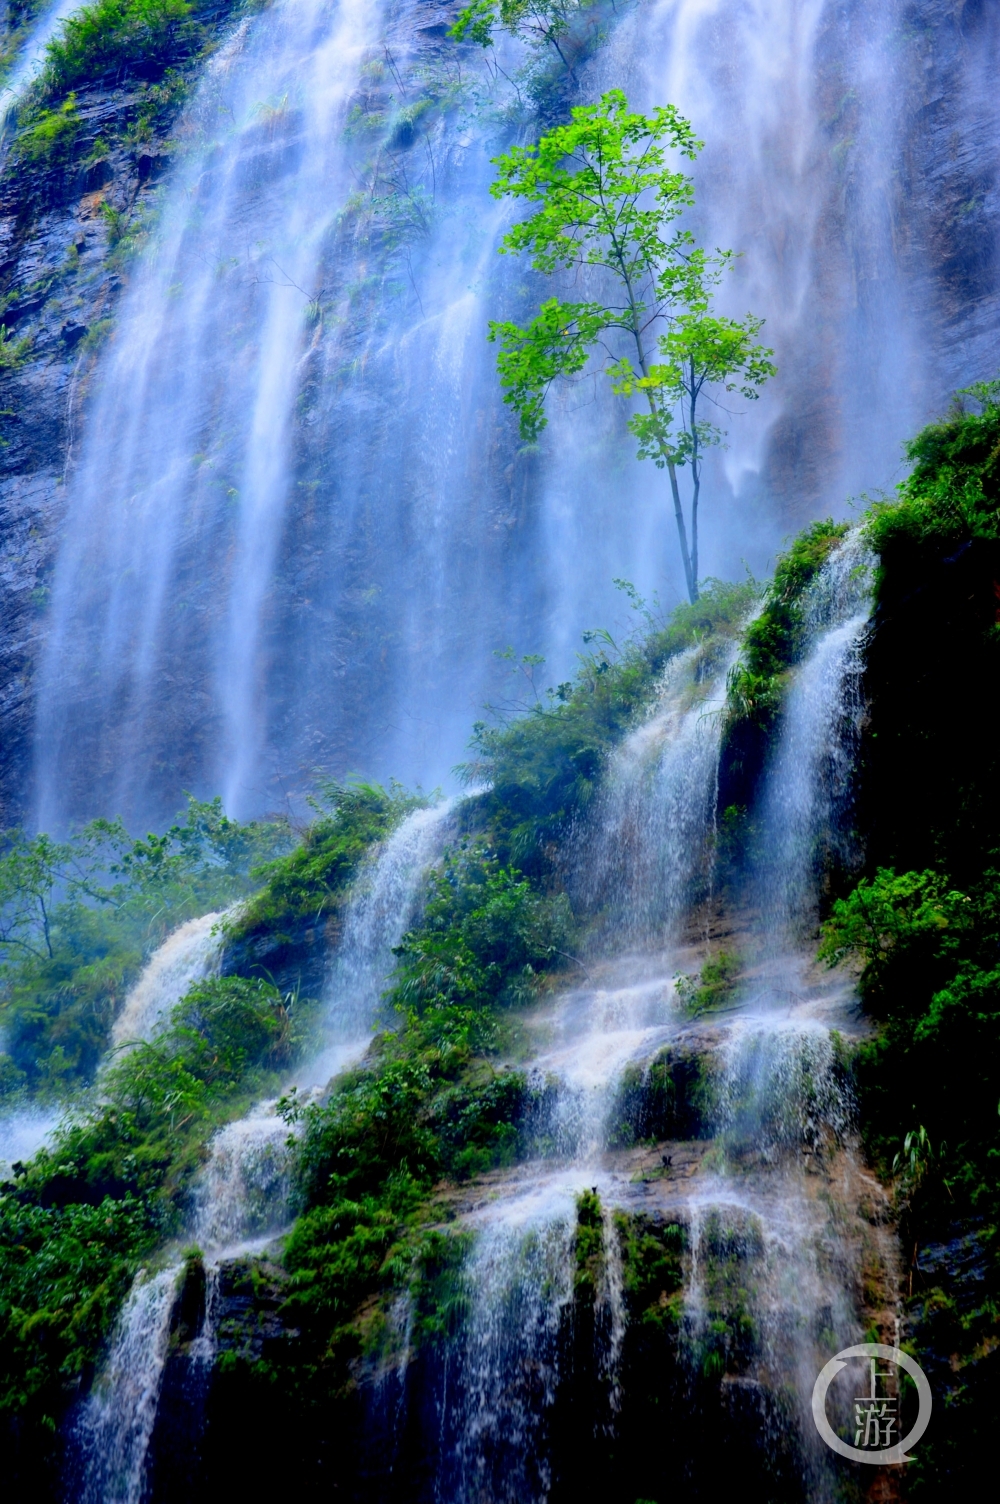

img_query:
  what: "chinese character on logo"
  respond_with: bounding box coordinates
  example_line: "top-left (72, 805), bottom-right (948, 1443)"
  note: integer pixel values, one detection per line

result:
top-left (853, 1358), bottom-right (898, 1449)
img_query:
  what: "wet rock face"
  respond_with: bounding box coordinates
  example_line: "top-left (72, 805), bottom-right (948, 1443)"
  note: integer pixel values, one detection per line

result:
top-left (2, 0), bottom-right (999, 828)
top-left (0, 113), bottom-right (160, 819)
top-left (0, 9), bottom-right (238, 826)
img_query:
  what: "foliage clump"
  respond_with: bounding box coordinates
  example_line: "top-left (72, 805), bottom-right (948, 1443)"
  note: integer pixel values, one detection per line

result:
top-left (0, 968), bottom-right (302, 1461)
top-left (0, 798), bottom-right (289, 1097)
top-left (226, 780), bottom-right (424, 951)
top-left (42, 0), bottom-right (201, 94)
top-left (8, 0), bottom-right (241, 171)
top-left (724, 518), bottom-right (850, 732)
top-left (463, 577), bottom-right (756, 874)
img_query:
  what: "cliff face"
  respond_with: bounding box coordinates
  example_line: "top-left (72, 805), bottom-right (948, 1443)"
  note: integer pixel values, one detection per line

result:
top-left (0, 104), bottom-right (163, 824)
top-left (1, 0), bottom-right (999, 830)
top-left (0, 2), bottom-right (241, 827)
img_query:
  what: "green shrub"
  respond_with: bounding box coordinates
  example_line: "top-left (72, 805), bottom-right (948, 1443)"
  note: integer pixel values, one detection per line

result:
top-left (392, 839), bottom-right (574, 1015)
top-left (464, 578), bottom-right (756, 872)
top-left (227, 780), bottom-right (424, 947)
top-left (675, 950), bottom-right (741, 1016)
top-left (725, 518), bottom-right (850, 732)
top-left (0, 323), bottom-right (33, 368)
top-left (0, 957), bottom-right (311, 1447)
top-left (0, 798), bottom-right (290, 1097)
top-left (864, 380), bottom-right (1000, 562)
top-left (42, 0), bottom-right (199, 94)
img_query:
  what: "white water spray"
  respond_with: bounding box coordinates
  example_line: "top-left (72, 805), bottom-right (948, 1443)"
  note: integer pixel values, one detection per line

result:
top-left (77, 800), bottom-right (455, 1498)
top-left (756, 534), bottom-right (872, 943)
top-left (112, 911), bottom-right (225, 1046)
top-left (74, 1266), bottom-right (181, 1504)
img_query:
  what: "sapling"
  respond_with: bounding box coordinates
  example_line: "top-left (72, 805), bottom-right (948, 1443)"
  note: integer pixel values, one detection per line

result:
top-left (489, 89), bottom-right (775, 602)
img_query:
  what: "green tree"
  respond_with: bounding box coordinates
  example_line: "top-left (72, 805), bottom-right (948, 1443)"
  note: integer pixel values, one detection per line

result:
top-left (449, 0), bottom-right (592, 79)
top-left (488, 89), bottom-right (775, 602)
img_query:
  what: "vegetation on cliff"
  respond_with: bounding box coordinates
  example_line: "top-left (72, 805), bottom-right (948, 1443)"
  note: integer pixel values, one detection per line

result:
top-left (0, 798), bottom-right (288, 1098)
top-left (6, 0), bottom-right (244, 174)
top-left (4, 384), bottom-right (1000, 1491)
top-left (818, 383), bottom-right (1000, 1493)
top-left (0, 969), bottom-right (303, 1480)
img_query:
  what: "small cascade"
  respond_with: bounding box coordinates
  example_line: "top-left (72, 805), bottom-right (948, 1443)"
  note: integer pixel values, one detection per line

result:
top-left (74, 1266), bottom-right (181, 1504)
top-left (324, 800), bottom-right (455, 1037)
top-left (76, 801), bottom-right (456, 1499)
top-left (190, 1104), bottom-right (293, 1254)
top-left (449, 1197), bottom-right (576, 1503)
top-left (715, 1014), bottom-right (855, 1165)
top-left (597, 1202), bottom-right (626, 1421)
top-left (112, 911), bottom-right (224, 1046)
top-left (755, 534), bottom-right (873, 944)
top-left (581, 646), bottom-right (734, 948)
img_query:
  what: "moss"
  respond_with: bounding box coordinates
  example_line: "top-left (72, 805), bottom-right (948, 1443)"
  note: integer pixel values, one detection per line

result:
top-left (674, 949), bottom-right (742, 1017)
top-left (615, 1210), bottom-right (685, 1330)
top-left (11, 94), bottom-right (82, 163)
top-left (724, 518), bottom-right (850, 735)
top-left (574, 1187), bottom-right (604, 1298)
top-left (689, 1209), bottom-right (763, 1377)
top-left (607, 1045), bottom-right (715, 1147)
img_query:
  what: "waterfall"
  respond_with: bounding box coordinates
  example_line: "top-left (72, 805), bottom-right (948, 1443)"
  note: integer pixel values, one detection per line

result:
top-left (35, 0), bottom-right (389, 827)
top-left (73, 1266), bottom-right (181, 1504)
top-left (75, 800), bottom-right (454, 1499)
top-left (580, 644), bottom-right (735, 951)
top-left (111, 911), bottom-right (225, 1046)
top-left (756, 533), bottom-right (872, 944)
top-left (429, 544), bottom-right (884, 1494)
top-left (325, 800), bottom-right (456, 1034)
top-left (33, 0), bottom-right (968, 835)
top-left (658, 535), bottom-right (885, 1494)
top-left (0, 0), bottom-right (80, 130)
top-left (436, 646), bottom-right (738, 1494)
top-left (613, 0), bottom-right (935, 519)
top-left (450, 1194), bottom-right (576, 1504)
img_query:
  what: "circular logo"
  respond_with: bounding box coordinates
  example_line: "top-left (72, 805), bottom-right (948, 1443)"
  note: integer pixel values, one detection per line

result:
top-left (811, 1343), bottom-right (932, 1465)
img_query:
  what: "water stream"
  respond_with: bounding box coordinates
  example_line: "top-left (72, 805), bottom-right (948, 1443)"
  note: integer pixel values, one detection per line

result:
top-left (72, 799), bottom-right (453, 1503)
top-left (0, 0), bottom-right (81, 132)
top-left (33, 0), bottom-right (955, 834)
top-left (426, 538), bottom-right (889, 1499)
top-left (111, 910), bottom-right (225, 1046)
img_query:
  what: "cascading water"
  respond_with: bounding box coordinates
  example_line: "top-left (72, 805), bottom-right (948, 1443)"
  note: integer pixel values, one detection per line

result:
top-left (416, 537), bottom-right (891, 1499)
top-left (450, 1204), bottom-right (576, 1504)
top-left (580, 643), bottom-right (735, 950)
top-left (426, 646), bottom-right (736, 1494)
top-left (111, 910), bottom-right (225, 1046)
top-left (315, 798), bottom-right (457, 1060)
top-left (74, 800), bottom-right (454, 1502)
top-left (35, 0), bottom-right (388, 827)
top-left (0, 0), bottom-right (81, 130)
top-left (73, 1267), bottom-right (181, 1504)
top-left (755, 532), bottom-right (872, 945)
top-left (32, 0), bottom-right (975, 836)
